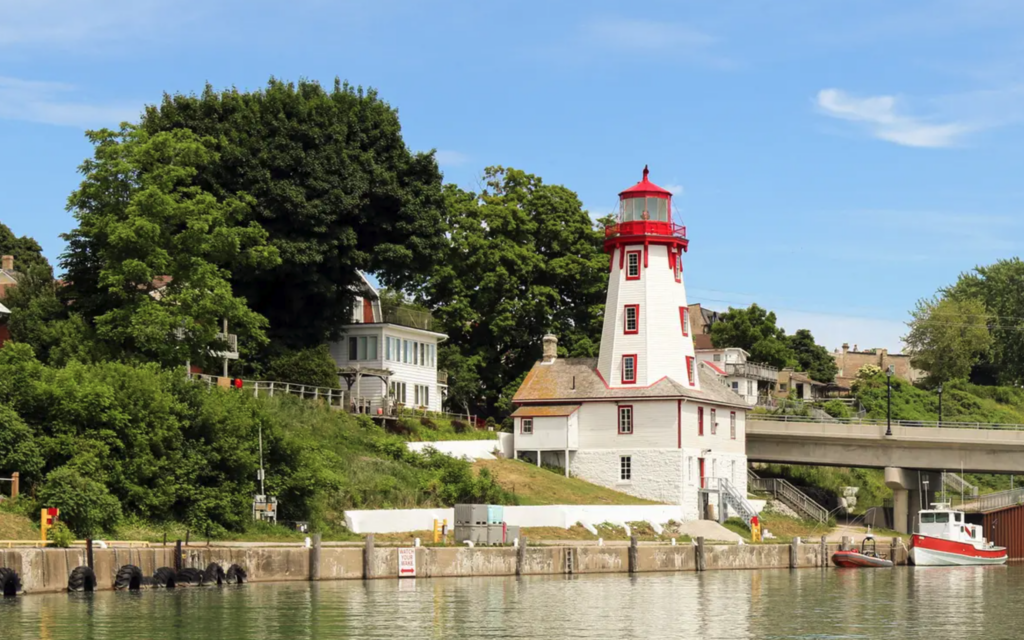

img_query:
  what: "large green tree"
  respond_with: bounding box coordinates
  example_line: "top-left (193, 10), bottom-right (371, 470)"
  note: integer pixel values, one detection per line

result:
top-left (138, 78), bottom-right (446, 350)
top-left (0, 222), bottom-right (50, 274)
top-left (787, 328), bottom-right (839, 383)
top-left (903, 296), bottom-right (991, 386)
top-left (422, 167), bottom-right (608, 414)
top-left (61, 126), bottom-right (279, 368)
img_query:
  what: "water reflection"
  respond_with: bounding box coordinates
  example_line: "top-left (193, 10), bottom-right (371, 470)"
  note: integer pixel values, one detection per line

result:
top-left (3, 567), bottom-right (1024, 639)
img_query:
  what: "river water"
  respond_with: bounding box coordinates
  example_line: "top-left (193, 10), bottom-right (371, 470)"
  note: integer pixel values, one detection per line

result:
top-left (2, 566), bottom-right (1022, 639)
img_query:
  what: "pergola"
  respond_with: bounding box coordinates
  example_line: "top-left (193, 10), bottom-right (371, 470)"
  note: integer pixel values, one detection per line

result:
top-left (337, 365), bottom-right (395, 415)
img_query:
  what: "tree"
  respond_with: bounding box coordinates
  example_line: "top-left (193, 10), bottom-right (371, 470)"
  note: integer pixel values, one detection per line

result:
top-left (787, 329), bottom-right (839, 383)
top-left (61, 126), bottom-right (279, 368)
top-left (904, 296), bottom-right (991, 385)
top-left (946, 258), bottom-right (1024, 385)
top-left (265, 345), bottom-right (340, 388)
top-left (421, 168), bottom-right (608, 414)
top-left (139, 78), bottom-right (446, 350)
top-left (709, 304), bottom-right (793, 370)
top-left (0, 222), bottom-right (50, 274)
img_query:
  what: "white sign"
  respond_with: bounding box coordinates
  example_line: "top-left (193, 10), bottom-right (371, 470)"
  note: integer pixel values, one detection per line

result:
top-left (398, 547), bottom-right (416, 578)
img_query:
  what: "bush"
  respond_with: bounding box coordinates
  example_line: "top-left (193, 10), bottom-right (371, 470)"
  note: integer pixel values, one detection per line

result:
top-left (47, 522), bottom-right (75, 548)
top-left (266, 345), bottom-right (339, 388)
top-left (822, 400), bottom-right (852, 419)
top-left (452, 419), bottom-right (470, 434)
top-left (38, 468), bottom-right (122, 537)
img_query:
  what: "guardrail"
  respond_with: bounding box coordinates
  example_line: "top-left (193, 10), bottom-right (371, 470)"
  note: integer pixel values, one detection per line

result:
top-left (748, 477), bottom-right (829, 523)
top-left (954, 487), bottom-right (1024, 513)
top-left (750, 414), bottom-right (1024, 431)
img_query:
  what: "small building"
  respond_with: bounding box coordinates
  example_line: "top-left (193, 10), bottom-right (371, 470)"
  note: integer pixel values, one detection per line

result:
top-left (511, 168), bottom-right (752, 521)
top-left (687, 303), bottom-right (720, 350)
top-left (328, 272), bottom-right (448, 413)
top-left (696, 347), bottom-right (777, 406)
top-left (832, 343), bottom-right (923, 388)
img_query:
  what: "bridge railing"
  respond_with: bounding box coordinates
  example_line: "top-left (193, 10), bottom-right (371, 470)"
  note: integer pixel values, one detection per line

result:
top-left (953, 487), bottom-right (1024, 513)
top-left (751, 413), bottom-right (1024, 431)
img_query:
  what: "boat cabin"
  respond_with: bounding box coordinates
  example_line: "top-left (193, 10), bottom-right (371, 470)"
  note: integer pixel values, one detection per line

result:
top-left (916, 503), bottom-right (986, 544)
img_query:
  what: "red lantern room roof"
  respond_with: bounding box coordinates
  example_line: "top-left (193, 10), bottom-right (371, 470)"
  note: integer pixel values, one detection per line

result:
top-left (619, 165), bottom-right (672, 199)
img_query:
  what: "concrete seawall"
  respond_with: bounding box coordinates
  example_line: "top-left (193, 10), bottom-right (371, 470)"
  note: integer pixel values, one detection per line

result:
top-left (0, 539), bottom-right (909, 595)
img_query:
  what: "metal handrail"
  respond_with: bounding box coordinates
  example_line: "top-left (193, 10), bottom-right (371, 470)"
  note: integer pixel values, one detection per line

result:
top-left (954, 487), bottom-right (1024, 513)
top-left (751, 413), bottom-right (1024, 431)
top-left (747, 477), bottom-right (828, 523)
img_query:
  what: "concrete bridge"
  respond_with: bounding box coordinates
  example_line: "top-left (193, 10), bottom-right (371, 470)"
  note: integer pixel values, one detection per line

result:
top-left (746, 416), bottom-right (1024, 532)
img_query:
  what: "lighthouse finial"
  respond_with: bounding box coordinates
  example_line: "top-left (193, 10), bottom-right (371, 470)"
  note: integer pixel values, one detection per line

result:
top-left (643, 165), bottom-right (649, 181)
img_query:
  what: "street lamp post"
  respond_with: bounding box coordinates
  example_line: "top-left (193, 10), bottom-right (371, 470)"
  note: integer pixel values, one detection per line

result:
top-left (937, 384), bottom-right (944, 427)
top-left (885, 365), bottom-right (894, 436)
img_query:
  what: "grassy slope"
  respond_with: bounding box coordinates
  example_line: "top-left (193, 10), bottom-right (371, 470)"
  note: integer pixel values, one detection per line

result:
top-left (473, 459), bottom-right (663, 506)
top-left (0, 511), bottom-right (37, 540)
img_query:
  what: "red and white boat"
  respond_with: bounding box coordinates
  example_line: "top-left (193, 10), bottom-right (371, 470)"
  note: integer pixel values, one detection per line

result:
top-left (909, 503), bottom-right (1007, 566)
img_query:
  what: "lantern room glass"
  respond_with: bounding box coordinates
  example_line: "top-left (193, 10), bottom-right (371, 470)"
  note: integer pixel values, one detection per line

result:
top-left (619, 196), bottom-right (670, 222)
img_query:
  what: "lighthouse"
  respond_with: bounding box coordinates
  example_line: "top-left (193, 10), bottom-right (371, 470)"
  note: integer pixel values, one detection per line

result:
top-left (597, 166), bottom-right (697, 390)
top-left (511, 167), bottom-right (751, 521)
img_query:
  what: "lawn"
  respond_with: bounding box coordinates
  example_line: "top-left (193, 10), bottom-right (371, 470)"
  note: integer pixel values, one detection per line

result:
top-left (473, 458), bottom-right (663, 506)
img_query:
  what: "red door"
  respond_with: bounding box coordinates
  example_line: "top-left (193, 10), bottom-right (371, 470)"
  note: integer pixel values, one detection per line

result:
top-left (698, 458), bottom-right (706, 489)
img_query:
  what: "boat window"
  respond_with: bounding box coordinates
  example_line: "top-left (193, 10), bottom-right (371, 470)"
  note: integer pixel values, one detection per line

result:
top-left (933, 513), bottom-right (949, 523)
top-left (953, 513), bottom-right (961, 522)
top-left (920, 513), bottom-right (935, 524)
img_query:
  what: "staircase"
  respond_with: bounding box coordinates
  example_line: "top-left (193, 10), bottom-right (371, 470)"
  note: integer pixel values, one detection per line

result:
top-left (747, 469), bottom-right (829, 523)
top-left (943, 472), bottom-right (979, 498)
top-left (714, 477), bottom-right (759, 525)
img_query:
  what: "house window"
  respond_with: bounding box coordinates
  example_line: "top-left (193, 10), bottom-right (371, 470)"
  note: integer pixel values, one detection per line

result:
top-left (414, 384), bottom-right (430, 406)
top-left (713, 354), bottom-right (721, 362)
top-left (620, 456), bottom-right (632, 481)
top-left (626, 251), bottom-right (641, 280)
top-left (385, 337), bottom-right (391, 361)
top-left (622, 354), bottom-right (637, 384)
top-left (698, 406), bottom-right (704, 436)
top-left (732, 381), bottom-right (739, 390)
top-left (779, 383), bottom-right (787, 392)
top-left (348, 336), bottom-right (378, 361)
top-left (349, 337), bottom-right (357, 360)
top-left (618, 405), bottom-right (633, 434)
top-left (747, 380), bottom-right (753, 396)
top-left (674, 252), bottom-right (681, 282)
top-left (522, 418), bottom-right (533, 434)
top-left (420, 343), bottom-right (427, 366)
top-left (390, 381), bottom-right (407, 403)
top-left (686, 356), bottom-right (695, 386)
top-left (403, 340), bottom-right (410, 363)
top-left (624, 305), bottom-right (639, 334)
top-left (710, 408), bottom-right (717, 435)
top-left (679, 307), bottom-right (690, 337)
top-left (730, 411), bottom-right (737, 440)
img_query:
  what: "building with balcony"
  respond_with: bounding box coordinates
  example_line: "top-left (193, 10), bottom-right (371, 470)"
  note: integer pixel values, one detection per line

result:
top-left (696, 347), bottom-right (776, 406)
top-left (328, 272), bottom-right (448, 413)
top-left (511, 168), bottom-right (751, 520)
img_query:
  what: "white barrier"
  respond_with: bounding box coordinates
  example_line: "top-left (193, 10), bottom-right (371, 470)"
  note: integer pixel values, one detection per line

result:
top-left (406, 440), bottom-right (502, 461)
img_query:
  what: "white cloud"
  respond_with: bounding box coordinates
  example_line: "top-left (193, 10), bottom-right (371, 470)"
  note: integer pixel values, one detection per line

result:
top-left (435, 150), bottom-right (470, 167)
top-left (0, 77), bottom-right (140, 128)
top-left (581, 18), bottom-right (717, 52)
top-left (0, 0), bottom-right (190, 49)
top-left (816, 88), bottom-right (976, 148)
top-left (664, 183), bottom-right (684, 195)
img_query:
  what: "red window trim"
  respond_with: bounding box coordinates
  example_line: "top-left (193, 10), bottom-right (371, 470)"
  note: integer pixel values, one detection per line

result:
top-left (674, 251), bottom-right (682, 283)
top-left (618, 404), bottom-right (634, 435)
top-left (623, 304), bottom-right (639, 335)
top-left (625, 251), bottom-right (641, 280)
top-left (710, 408), bottom-right (717, 435)
top-left (679, 307), bottom-right (689, 337)
top-left (686, 356), bottom-right (695, 386)
top-left (621, 354), bottom-right (638, 384)
top-left (521, 418), bottom-right (533, 434)
top-left (697, 406), bottom-right (704, 436)
top-left (730, 411), bottom-right (737, 440)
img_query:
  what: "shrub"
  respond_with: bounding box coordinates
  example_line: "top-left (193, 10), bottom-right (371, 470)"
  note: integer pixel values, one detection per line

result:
top-left (419, 417), bottom-right (437, 429)
top-left (38, 467), bottom-right (122, 537)
top-left (266, 345), bottom-right (339, 388)
top-left (822, 400), bottom-right (852, 419)
top-left (47, 522), bottom-right (75, 548)
top-left (452, 419), bottom-right (470, 434)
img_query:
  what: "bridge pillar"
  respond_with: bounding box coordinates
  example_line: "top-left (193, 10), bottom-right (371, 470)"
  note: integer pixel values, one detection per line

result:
top-left (885, 467), bottom-right (942, 533)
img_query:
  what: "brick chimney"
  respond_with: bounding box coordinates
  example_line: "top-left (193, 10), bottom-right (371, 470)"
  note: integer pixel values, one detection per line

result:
top-left (542, 334), bottom-right (558, 364)
top-left (853, 344), bottom-right (858, 352)
top-left (1, 255), bottom-right (12, 271)
top-left (841, 343), bottom-right (849, 354)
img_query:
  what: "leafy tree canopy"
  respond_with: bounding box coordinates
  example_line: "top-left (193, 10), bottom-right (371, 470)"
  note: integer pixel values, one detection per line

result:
top-left (139, 78), bottom-right (446, 350)
top-left (0, 222), bottom-right (50, 274)
top-left (710, 304), bottom-right (836, 382)
top-left (945, 258), bottom-right (1024, 385)
top-left (904, 295), bottom-right (991, 386)
top-left (61, 126), bottom-right (279, 368)
top-left (421, 167), bottom-right (608, 414)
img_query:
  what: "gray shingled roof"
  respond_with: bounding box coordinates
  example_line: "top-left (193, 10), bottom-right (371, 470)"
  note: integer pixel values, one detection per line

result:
top-left (512, 357), bottom-right (748, 408)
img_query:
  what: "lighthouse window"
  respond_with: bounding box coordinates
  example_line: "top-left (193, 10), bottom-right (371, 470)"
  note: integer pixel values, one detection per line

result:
top-left (626, 252), bottom-right (641, 280)
top-left (648, 197), bottom-right (668, 221)
top-left (622, 355), bottom-right (637, 384)
top-left (679, 307), bottom-right (690, 337)
top-left (674, 253), bottom-right (681, 282)
top-left (618, 406), bottom-right (633, 434)
top-left (624, 305), bottom-right (639, 334)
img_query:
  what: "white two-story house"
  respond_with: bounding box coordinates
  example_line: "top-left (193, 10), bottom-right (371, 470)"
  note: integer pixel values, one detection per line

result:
top-left (329, 273), bottom-right (448, 413)
top-left (696, 347), bottom-right (777, 406)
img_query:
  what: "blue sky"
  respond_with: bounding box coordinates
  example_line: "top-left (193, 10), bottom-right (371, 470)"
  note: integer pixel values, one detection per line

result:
top-left (3, 0), bottom-right (1024, 353)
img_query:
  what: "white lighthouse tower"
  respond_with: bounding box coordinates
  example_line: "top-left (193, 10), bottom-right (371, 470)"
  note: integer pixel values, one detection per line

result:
top-left (597, 166), bottom-right (698, 389)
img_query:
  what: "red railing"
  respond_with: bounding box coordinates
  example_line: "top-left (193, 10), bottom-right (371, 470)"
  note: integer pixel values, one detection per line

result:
top-left (604, 220), bottom-right (686, 239)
